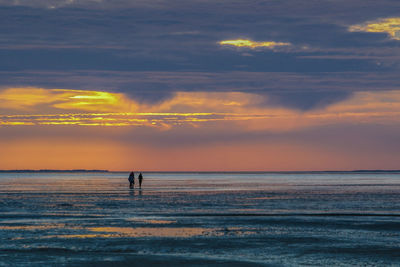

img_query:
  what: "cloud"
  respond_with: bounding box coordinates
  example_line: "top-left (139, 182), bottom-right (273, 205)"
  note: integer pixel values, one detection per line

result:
top-left (0, 87), bottom-right (136, 113)
top-left (0, 2), bottom-right (392, 78)
top-left (0, 0), bottom-right (399, 114)
top-left (349, 17), bottom-right (400, 40)
top-left (265, 91), bottom-right (351, 111)
top-left (0, 0), bottom-right (144, 9)
top-left (2, 0), bottom-right (400, 170)
top-left (2, 87), bottom-right (400, 132)
top-left (219, 39), bottom-right (291, 49)
top-left (4, 70), bottom-right (400, 111)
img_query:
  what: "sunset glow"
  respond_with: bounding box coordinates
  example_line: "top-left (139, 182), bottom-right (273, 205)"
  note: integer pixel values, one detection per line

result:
top-left (0, 88), bottom-right (135, 113)
top-left (1, 86), bottom-right (400, 170)
top-left (349, 17), bottom-right (400, 40)
top-left (1, 88), bottom-right (400, 129)
top-left (1, 1), bottom-right (400, 171)
top-left (219, 39), bottom-right (291, 49)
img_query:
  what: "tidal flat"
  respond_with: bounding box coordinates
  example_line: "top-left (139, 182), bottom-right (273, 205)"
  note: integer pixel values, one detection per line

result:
top-left (1, 172), bottom-right (399, 266)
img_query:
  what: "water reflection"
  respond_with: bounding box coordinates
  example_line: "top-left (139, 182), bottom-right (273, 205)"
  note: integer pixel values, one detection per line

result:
top-left (0, 224), bottom-right (65, 230)
top-left (88, 227), bottom-right (220, 237)
top-left (2, 223), bottom-right (253, 239)
top-left (128, 189), bottom-right (143, 197)
top-left (1, 172), bottom-right (399, 266)
top-left (126, 218), bottom-right (177, 224)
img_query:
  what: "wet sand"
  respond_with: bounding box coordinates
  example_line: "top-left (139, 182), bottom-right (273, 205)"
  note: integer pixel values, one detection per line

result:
top-left (1, 172), bottom-right (400, 266)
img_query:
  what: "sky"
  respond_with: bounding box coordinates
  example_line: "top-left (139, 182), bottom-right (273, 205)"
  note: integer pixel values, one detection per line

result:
top-left (1, 0), bottom-right (400, 171)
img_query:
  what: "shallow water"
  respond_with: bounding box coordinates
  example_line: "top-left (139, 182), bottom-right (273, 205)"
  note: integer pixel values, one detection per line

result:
top-left (0, 172), bottom-right (399, 266)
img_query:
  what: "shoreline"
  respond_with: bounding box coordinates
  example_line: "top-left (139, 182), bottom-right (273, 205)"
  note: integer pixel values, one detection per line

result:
top-left (1, 170), bottom-right (400, 174)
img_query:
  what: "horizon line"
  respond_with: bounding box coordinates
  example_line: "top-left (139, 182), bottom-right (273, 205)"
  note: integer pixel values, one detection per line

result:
top-left (1, 169), bottom-right (400, 173)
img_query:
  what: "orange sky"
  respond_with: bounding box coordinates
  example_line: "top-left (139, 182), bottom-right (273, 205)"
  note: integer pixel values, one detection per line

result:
top-left (0, 87), bottom-right (400, 171)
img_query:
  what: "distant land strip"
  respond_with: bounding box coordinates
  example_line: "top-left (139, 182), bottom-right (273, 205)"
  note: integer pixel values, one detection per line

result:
top-left (0, 170), bottom-right (399, 173)
top-left (0, 169), bottom-right (109, 173)
top-left (136, 170), bottom-right (400, 174)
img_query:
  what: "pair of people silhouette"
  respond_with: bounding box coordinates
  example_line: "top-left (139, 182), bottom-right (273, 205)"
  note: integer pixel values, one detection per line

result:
top-left (128, 172), bottom-right (143, 189)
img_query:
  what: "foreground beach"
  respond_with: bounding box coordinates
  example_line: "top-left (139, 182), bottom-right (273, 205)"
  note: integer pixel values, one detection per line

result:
top-left (0, 172), bottom-right (399, 266)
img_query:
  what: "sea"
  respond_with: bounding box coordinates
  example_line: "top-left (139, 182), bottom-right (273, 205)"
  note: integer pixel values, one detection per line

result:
top-left (0, 172), bottom-right (399, 266)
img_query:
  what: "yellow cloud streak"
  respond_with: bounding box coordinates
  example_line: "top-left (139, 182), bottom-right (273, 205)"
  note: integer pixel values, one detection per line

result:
top-left (0, 112), bottom-right (277, 128)
top-left (1, 88), bottom-right (400, 130)
top-left (349, 17), bottom-right (400, 40)
top-left (0, 88), bottom-right (136, 113)
top-left (219, 39), bottom-right (291, 49)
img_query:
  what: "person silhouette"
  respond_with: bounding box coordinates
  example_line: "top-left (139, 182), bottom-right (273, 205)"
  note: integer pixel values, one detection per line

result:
top-left (128, 172), bottom-right (135, 188)
top-left (138, 173), bottom-right (143, 188)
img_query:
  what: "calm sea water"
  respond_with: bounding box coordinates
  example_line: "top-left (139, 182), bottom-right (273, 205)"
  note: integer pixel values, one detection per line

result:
top-left (0, 172), bottom-right (399, 266)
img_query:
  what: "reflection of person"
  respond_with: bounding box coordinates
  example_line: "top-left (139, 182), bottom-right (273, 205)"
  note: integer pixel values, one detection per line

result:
top-left (138, 173), bottom-right (143, 188)
top-left (128, 172), bottom-right (135, 188)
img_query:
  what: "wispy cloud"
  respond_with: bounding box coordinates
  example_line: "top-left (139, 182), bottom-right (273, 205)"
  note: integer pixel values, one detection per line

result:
top-left (1, 88), bottom-right (400, 131)
top-left (349, 17), bottom-right (400, 40)
top-left (219, 39), bottom-right (291, 49)
top-left (0, 88), bottom-right (136, 113)
top-left (0, 112), bottom-right (277, 128)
